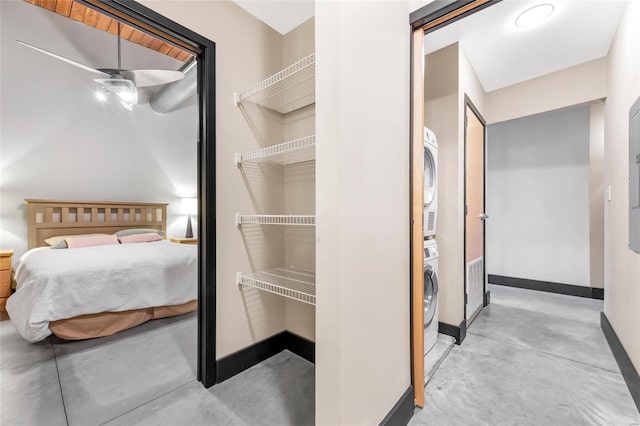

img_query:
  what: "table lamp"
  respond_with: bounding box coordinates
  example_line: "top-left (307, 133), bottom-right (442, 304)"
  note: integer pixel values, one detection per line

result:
top-left (181, 197), bottom-right (197, 238)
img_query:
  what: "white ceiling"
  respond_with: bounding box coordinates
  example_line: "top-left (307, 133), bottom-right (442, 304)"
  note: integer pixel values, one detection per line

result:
top-left (232, 0), bottom-right (314, 35)
top-left (424, 0), bottom-right (627, 92)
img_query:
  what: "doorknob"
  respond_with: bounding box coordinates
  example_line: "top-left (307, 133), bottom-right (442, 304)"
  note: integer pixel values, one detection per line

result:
top-left (476, 212), bottom-right (489, 220)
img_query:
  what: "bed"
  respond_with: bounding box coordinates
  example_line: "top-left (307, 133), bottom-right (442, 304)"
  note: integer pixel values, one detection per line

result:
top-left (6, 200), bottom-right (197, 343)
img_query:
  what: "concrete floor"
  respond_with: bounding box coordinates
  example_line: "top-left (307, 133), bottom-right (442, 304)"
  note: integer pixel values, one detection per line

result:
top-left (1, 284), bottom-right (638, 425)
top-left (410, 284), bottom-right (640, 425)
top-left (425, 334), bottom-right (455, 384)
top-left (0, 312), bottom-right (314, 426)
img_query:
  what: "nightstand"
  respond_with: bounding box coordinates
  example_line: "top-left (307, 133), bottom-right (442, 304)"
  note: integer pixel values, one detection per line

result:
top-left (0, 249), bottom-right (14, 312)
top-left (170, 237), bottom-right (198, 245)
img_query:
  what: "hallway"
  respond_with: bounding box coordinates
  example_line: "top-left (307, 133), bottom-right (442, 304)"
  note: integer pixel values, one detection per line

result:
top-left (410, 284), bottom-right (640, 425)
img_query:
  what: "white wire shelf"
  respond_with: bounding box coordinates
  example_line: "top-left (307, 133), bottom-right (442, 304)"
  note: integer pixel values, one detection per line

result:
top-left (236, 214), bottom-right (315, 227)
top-left (234, 53), bottom-right (315, 114)
top-left (235, 135), bottom-right (315, 167)
top-left (237, 267), bottom-right (316, 305)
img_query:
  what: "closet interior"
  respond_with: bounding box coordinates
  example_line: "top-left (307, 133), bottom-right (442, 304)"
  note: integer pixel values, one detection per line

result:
top-left (234, 32), bottom-right (316, 352)
top-left (235, 51), bottom-right (316, 305)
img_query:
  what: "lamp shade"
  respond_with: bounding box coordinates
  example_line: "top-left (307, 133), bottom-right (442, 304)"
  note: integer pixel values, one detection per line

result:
top-left (181, 198), bottom-right (197, 215)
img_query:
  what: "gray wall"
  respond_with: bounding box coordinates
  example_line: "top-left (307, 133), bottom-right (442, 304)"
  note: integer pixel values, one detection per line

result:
top-left (487, 105), bottom-right (591, 286)
top-left (0, 0), bottom-right (198, 261)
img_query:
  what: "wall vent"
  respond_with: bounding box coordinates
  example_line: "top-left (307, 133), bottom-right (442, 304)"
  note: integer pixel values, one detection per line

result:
top-left (466, 256), bottom-right (484, 323)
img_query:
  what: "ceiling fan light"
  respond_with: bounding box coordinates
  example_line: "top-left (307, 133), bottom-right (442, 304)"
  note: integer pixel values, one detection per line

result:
top-left (515, 3), bottom-right (554, 28)
top-left (93, 78), bottom-right (138, 110)
top-left (95, 89), bottom-right (107, 102)
top-left (117, 91), bottom-right (137, 110)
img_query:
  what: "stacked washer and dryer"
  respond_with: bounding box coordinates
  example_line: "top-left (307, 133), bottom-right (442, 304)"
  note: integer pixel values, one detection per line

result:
top-left (423, 127), bottom-right (440, 356)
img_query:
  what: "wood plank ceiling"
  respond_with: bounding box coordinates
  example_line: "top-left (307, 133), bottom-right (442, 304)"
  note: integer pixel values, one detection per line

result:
top-left (24, 0), bottom-right (192, 62)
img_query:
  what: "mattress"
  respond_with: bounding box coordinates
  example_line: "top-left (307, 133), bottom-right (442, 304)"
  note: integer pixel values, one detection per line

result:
top-left (7, 240), bottom-right (197, 342)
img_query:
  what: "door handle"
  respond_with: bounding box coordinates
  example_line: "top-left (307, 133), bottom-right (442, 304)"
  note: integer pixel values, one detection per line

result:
top-left (476, 212), bottom-right (489, 220)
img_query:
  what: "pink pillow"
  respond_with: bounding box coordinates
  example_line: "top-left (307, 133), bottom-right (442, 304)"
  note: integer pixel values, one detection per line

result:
top-left (66, 234), bottom-right (120, 249)
top-left (118, 232), bottom-right (163, 244)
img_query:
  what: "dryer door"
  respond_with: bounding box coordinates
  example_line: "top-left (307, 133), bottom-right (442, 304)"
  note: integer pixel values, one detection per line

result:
top-left (424, 145), bottom-right (436, 208)
top-left (424, 265), bottom-right (438, 327)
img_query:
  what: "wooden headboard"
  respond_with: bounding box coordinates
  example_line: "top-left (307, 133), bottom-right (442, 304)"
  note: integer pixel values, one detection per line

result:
top-left (25, 199), bottom-right (168, 249)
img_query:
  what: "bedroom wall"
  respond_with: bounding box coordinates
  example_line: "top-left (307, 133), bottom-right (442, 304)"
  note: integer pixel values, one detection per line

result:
top-left (135, 0), bottom-right (289, 360)
top-left (486, 105), bottom-right (591, 286)
top-left (0, 0), bottom-right (197, 261)
top-left (604, 0), bottom-right (640, 373)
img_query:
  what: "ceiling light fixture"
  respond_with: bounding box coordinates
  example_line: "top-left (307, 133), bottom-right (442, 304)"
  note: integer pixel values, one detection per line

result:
top-left (93, 22), bottom-right (138, 110)
top-left (515, 3), bottom-right (554, 28)
top-left (94, 78), bottom-right (138, 110)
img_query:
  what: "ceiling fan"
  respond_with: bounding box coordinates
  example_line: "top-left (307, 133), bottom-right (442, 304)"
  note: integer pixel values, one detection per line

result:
top-left (17, 22), bottom-right (185, 110)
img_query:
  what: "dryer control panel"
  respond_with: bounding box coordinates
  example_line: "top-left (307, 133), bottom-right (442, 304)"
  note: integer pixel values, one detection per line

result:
top-left (424, 240), bottom-right (439, 264)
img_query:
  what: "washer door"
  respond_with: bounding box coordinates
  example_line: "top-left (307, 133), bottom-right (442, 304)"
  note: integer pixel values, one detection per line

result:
top-left (424, 146), bottom-right (436, 208)
top-left (424, 265), bottom-right (438, 327)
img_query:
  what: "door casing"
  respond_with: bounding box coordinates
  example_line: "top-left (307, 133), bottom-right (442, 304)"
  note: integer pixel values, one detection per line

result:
top-left (463, 96), bottom-right (488, 325)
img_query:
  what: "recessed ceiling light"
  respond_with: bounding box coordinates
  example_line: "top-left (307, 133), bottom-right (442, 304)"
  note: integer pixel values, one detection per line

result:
top-left (515, 3), bottom-right (554, 28)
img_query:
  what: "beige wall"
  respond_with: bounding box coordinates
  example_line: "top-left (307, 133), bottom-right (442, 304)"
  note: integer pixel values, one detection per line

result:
top-left (460, 46), bottom-right (486, 116)
top-left (459, 46), bottom-right (487, 320)
top-left (283, 18), bottom-right (316, 341)
top-left (590, 101), bottom-right (605, 289)
top-left (138, 0), bottom-right (288, 359)
top-left (315, 1), bottom-right (411, 424)
top-left (604, 0), bottom-right (640, 372)
top-left (424, 43), bottom-right (462, 326)
top-left (424, 42), bottom-right (487, 327)
top-left (485, 57), bottom-right (608, 124)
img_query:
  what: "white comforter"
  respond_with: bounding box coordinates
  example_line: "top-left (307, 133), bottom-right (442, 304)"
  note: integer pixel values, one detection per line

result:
top-left (7, 240), bottom-right (197, 342)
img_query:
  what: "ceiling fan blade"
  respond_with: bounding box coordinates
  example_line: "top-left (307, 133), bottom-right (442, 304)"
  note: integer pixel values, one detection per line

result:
top-left (16, 40), bottom-right (111, 78)
top-left (119, 69), bottom-right (185, 87)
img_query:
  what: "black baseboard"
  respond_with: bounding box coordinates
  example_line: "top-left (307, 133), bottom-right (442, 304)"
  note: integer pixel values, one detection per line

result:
top-left (216, 331), bottom-right (315, 383)
top-left (439, 320), bottom-right (466, 345)
top-left (592, 287), bottom-right (605, 300)
top-left (484, 290), bottom-right (491, 307)
top-left (600, 313), bottom-right (640, 413)
top-left (283, 331), bottom-right (315, 363)
top-left (488, 275), bottom-right (604, 300)
top-left (379, 386), bottom-right (415, 426)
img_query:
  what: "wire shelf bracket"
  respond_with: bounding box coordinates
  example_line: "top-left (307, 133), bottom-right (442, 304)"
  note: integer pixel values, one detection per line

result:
top-left (236, 214), bottom-right (315, 227)
top-left (234, 53), bottom-right (315, 114)
top-left (235, 135), bottom-right (315, 167)
top-left (237, 267), bottom-right (316, 305)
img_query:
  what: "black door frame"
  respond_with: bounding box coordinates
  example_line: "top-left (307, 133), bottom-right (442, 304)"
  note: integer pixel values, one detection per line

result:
top-left (80, 0), bottom-right (217, 387)
top-left (463, 95), bottom-right (487, 325)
